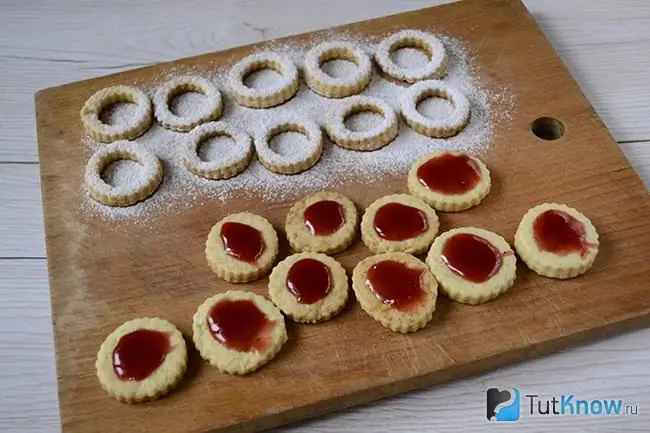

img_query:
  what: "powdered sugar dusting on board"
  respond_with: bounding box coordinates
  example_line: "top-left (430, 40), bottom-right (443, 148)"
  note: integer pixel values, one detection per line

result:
top-left (80, 30), bottom-right (515, 222)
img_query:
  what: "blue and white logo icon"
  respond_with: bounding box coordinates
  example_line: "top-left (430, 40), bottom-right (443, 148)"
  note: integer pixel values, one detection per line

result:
top-left (487, 387), bottom-right (520, 422)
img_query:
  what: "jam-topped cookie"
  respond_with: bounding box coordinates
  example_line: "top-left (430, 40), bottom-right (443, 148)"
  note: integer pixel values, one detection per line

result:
top-left (95, 317), bottom-right (187, 403)
top-left (205, 212), bottom-right (279, 283)
top-left (268, 252), bottom-right (349, 323)
top-left (352, 252), bottom-right (438, 333)
top-left (192, 291), bottom-right (287, 375)
top-left (515, 203), bottom-right (599, 279)
top-left (285, 191), bottom-right (358, 254)
top-left (426, 227), bottom-right (517, 305)
top-left (361, 194), bottom-right (439, 254)
top-left (408, 152), bottom-right (491, 212)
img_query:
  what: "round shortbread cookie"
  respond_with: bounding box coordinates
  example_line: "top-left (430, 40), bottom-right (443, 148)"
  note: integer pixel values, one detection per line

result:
top-left (426, 227), bottom-right (517, 305)
top-left (268, 252), bottom-right (349, 323)
top-left (352, 252), bottom-right (438, 333)
top-left (304, 41), bottom-right (372, 98)
top-left (95, 317), bottom-right (187, 403)
top-left (514, 203), bottom-right (599, 279)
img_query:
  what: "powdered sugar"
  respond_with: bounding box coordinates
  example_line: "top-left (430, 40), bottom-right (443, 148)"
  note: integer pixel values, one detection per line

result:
top-left (169, 91), bottom-right (207, 117)
top-left (101, 160), bottom-right (145, 186)
top-left (390, 47), bottom-right (430, 70)
top-left (320, 59), bottom-right (358, 79)
top-left (344, 112), bottom-right (383, 132)
top-left (417, 97), bottom-right (454, 120)
top-left (243, 69), bottom-right (284, 89)
top-left (99, 103), bottom-right (138, 126)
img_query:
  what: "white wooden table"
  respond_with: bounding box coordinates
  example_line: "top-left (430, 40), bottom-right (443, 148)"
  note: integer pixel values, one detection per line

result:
top-left (1, 1), bottom-right (648, 431)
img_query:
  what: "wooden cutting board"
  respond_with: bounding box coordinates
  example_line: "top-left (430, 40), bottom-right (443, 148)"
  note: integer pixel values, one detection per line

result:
top-left (34, 0), bottom-right (650, 431)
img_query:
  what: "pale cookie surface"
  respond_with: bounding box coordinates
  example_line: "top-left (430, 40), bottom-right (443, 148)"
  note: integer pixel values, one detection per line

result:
top-left (401, 80), bottom-right (470, 138)
top-left (426, 227), bottom-right (517, 305)
top-left (285, 191), bottom-right (358, 254)
top-left (153, 75), bottom-right (223, 132)
top-left (374, 30), bottom-right (448, 83)
top-left (95, 317), bottom-right (187, 403)
top-left (361, 194), bottom-right (439, 254)
top-left (304, 41), bottom-right (372, 98)
top-left (514, 203), bottom-right (599, 279)
top-left (80, 85), bottom-right (153, 142)
top-left (183, 121), bottom-right (253, 180)
top-left (268, 252), bottom-right (349, 323)
top-left (352, 252), bottom-right (438, 333)
top-left (85, 140), bottom-right (163, 207)
top-left (326, 95), bottom-right (398, 151)
top-left (205, 212), bottom-right (279, 283)
top-left (407, 152), bottom-right (491, 212)
top-left (229, 52), bottom-right (299, 108)
top-left (192, 291), bottom-right (287, 375)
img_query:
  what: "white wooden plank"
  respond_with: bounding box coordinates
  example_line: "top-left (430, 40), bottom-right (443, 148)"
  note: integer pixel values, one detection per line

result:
top-left (2, 0), bottom-right (650, 161)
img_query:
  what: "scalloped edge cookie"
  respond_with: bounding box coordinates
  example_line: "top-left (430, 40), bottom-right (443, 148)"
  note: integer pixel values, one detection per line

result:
top-left (304, 41), bottom-right (372, 98)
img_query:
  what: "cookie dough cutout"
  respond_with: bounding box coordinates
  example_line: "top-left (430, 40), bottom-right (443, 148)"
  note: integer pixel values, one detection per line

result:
top-left (407, 152), bottom-right (491, 212)
top-left (229, 52), bottom-right (299, 108)
top-left (426, 227), bottom-right (517, 305)
top-left (205, 212), bottom-right (279, 283)
top-left (375, 30), bottom-right (448, 83)
top-left (352, 252), bottom-right (437, 333)
top-left (255, 117), bottom-right (323, 174)
top-left (514, 203), bottom-right (599, 279)
top-left (81, 85), bottom-right (153, 142)
top-left (85, 140), bottom-right (163, 207)
top-left (401, 80), bottom-right (470, 138)
top-left (269, 252), bottom-right (349, 323)
top-left (183, 121), bottom-right (253, 180)
top-left (326, 96), bottom-right (398, 151)
top-left (304, 41), bottom-right (372, 98)
top-left (95, 317), bottom-right (187, 403)
top-left (361, 194), bottom-right (439, 254)
top-left (153, 75), bottom-right (223, 132)
top-left (193, 291), bottom-right (288, 375)
top-left (285, 191), bottom-right (358, 254)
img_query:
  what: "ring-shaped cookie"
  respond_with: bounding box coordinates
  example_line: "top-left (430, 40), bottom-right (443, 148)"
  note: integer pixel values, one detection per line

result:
top-left (326, 96), bottom-right (398, 151)
top-left (85, 140), bottom-right (163, 207)
top-left (304, 41), bottom-right (372, 98)
top-left (401, 80), bottom-right (470, 138)
top-left (183, 121), bottom-right (253, 180)
top-left (229, 52), bottom-right (299, 108)
top-left (80, 85), bottom-right (153, 142)
top-left (255, 118), bottom-right (323, 174)
top-left (374, 30), bottom-right (448, 83)
top-left (153, 75), bottom-right (223, 132)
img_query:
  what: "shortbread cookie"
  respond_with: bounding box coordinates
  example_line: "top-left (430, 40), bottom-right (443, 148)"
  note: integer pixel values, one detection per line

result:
top-left (153, 75), bottom-right (223, 132)
top-left (268, 252), bottom-right (348, 323)
top-left (229, 52), bottom-right (299, 108)
top-left (407, 152), bottom-right (491, 212)
top-left (361, 194), bottom-right (439, 254)
top-left (514, 203), bottom-right (599, 279)
top-left (255, 117), bottom-right (323, 174)
top-left (205, 212), bottom-right (279, 283)
top-left (85, 140), bottom-right (163, 207)
top-left (426, 227), bottom-right (516, 305)
top-left (81, 85), bottom-right (153, 142)
top-left (96, 317), bottom-right (187, 403)
top-left (285, 191), bottom-right (358, 254)
top-left (304, 41), bottom-right (372, 98)
top-left (401, 80), bottom-right (470, 138)
top-left (326, 96), bottom-right (398, 151)
top-left (183, 121), bottom-right (253, 180)
top-left (352, 252), bottom-right (437, 333)
top-left (193, 291), bottom-right (287, 374)
top-left (374, 30), bottom-right (447, 83)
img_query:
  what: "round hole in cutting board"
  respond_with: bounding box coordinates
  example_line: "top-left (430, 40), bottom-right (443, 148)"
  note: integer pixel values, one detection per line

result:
top-left (531, 117), bottom-right (565, 140)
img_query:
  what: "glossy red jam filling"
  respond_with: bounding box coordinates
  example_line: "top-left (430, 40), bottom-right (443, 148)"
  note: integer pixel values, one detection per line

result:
top-left (441, 233), bottom-right (502, 283)
top-left (112, 329), bottom-right (171, 381)
top-left (207, 299), bottom-right (274, 353)
top-left (417, 153), bottom-right (481, 195)
top-left (286, 258), bottom-right (332, 304)
top-left (365, 260), bottom-right (426, 312)
top-left (373, 203), bottom-right (428, 241)
top-left (220, 221), bottom-right (265, 263)
top-left (303, 200), bottom-right (345, 236)
top-left (533, 210), bottom-right (593, 257)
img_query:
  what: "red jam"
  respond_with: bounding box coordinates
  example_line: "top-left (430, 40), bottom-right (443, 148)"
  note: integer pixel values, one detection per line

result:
top-left (220, 222), bottom-right (265, 263)
top-left (416, 153), bottom-right (481, 195)
top-left (533, 210), bottom-right (593, 257)
top-left (373, 203), bottom-right (428, 241)
top-left (365, 260), bottom-right (426, 312)
top-left (303, 200), bottom-right (345, 236)
top-left (207, 299), bottom-right (274, 353)
top-left (112, 329), bottom-right (171, 381)
top-left (286, 258), bottom-right (332, 304)
top-left (441, 233), bottom-right (502, 283)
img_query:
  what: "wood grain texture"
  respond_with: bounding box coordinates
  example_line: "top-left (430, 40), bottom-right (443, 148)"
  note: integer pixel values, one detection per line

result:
top-left (32, 1), bottom-right (650, 432)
